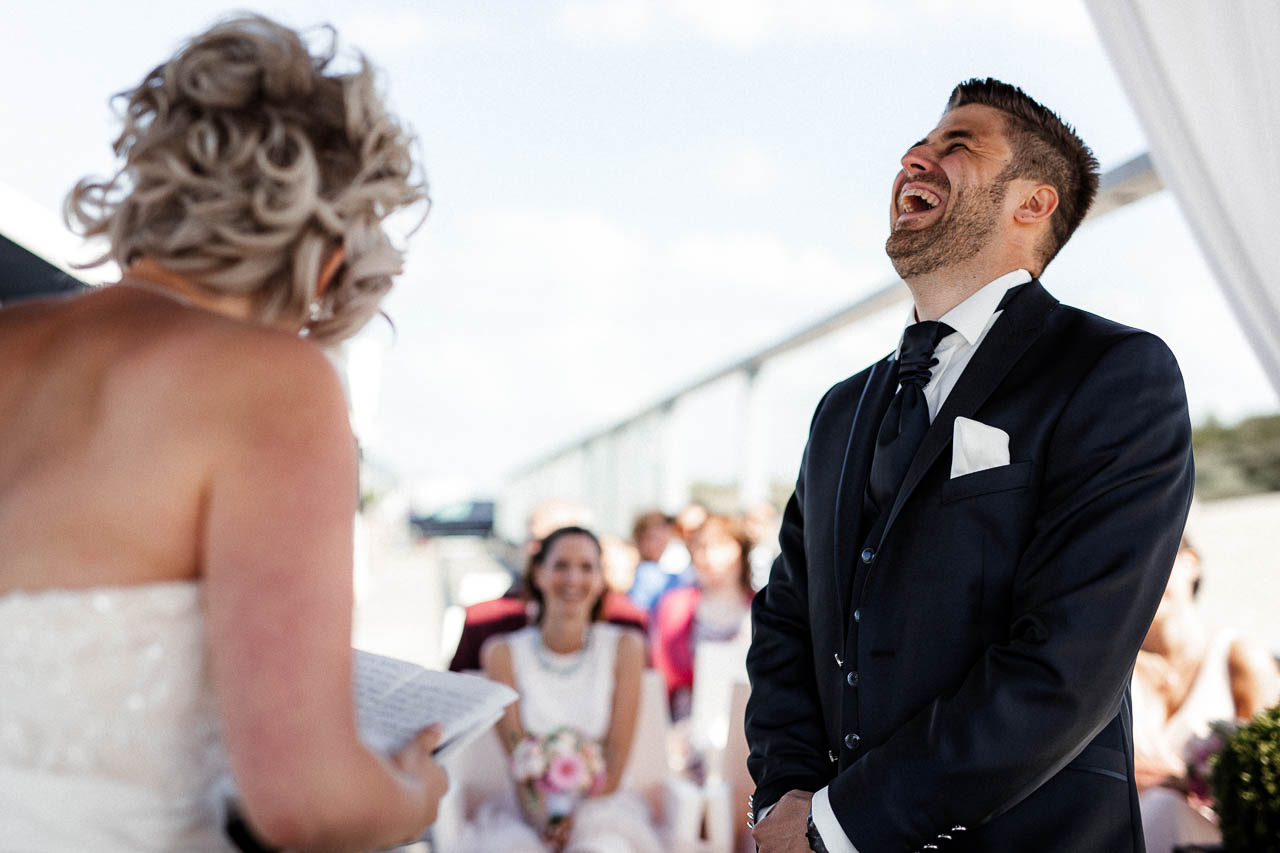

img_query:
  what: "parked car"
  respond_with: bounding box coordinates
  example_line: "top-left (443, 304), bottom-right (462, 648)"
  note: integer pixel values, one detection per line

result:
top-left (409, 499), bottom-right (495, 539)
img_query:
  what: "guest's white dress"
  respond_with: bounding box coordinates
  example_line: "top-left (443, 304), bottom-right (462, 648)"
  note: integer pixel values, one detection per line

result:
top-left (0, 581), bottom-right (234, 851)
top-left (457, 623), bottom-right (663, 853)
top-left (1134, 632), bottom-right (1238, 853)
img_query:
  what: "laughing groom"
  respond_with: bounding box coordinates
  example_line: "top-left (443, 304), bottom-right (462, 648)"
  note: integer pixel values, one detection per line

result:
top-left (745, 79), bottom-right (1194, 852)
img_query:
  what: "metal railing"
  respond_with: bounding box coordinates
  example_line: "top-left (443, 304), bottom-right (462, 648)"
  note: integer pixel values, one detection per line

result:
top-left (498, 154), bottom-right (1164, 537)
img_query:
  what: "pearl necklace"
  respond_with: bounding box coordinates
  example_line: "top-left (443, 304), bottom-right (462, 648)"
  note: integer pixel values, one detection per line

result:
top-left (532, 624), bottom-right (592, 676)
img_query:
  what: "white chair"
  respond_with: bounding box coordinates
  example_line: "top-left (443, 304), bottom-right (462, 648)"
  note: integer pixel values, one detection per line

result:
top-left (723, 681), bottom-right (756, 853)
top-left (690, 643), bottom-right (752, 853)
top-left (430, 668), bottom-right (705, 853)
top-left (688, 640), bottom-right (749, 775)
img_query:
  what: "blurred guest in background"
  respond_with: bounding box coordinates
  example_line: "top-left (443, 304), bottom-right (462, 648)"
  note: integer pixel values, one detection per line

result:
top-left (662, 502), bottom-right (708, 574)
top-left (652, 515), bottom-right (756, 785)
top-left (450, 499), bottom-right (644, 672)
top-left (651, 515), bottom-right (755, 724)
top-left (0, 15), bottom-right (447, 850)
top-left (1135, 535), bottom-right (1280, 853)
top-left (600, 534), bottom-right (640, 598)
top-left (626, 511), bottom-right (691, 613)
top-left (463, 527), bottom-right (662, 852)
top-left (742, 501), bottom-right (781, 593)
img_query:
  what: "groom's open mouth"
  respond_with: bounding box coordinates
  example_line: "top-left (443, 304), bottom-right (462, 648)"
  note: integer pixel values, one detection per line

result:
top-left (894, 182), bottom-right (945, 228)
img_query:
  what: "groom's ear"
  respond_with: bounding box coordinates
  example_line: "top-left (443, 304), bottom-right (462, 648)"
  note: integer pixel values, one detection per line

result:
top-left (1013, 183), bottom-right (1058, 225)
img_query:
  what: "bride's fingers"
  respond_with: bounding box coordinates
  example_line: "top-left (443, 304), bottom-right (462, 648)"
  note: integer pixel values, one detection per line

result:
top-left (393, 725), bottom-right (448, 787)
top-left (416, 723), bottom-right (444, 753)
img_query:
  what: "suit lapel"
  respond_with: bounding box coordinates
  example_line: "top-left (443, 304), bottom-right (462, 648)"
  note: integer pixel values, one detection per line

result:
top-left (833, 354), bottom-right (896, 610)
top-left (876, 281), bottom-right (1058, 546)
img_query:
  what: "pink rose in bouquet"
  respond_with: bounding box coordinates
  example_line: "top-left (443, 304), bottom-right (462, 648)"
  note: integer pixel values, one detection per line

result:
top-left (512, 727), bottom-right (606, 824)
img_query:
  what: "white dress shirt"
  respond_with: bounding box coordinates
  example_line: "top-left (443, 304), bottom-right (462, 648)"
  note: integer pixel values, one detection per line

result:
top-left (808, 267), bottom-right (1032, 853)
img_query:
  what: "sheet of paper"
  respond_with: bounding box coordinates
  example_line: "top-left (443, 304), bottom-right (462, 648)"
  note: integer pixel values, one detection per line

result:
top-left (353, 649), bottom-right (517, 759)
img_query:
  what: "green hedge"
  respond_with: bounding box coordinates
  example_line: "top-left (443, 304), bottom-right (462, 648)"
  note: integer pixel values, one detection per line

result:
top-left (1212, 705), bottom-right (1280, 852)
top-left (1193, 414), bottom-right (1280, 501)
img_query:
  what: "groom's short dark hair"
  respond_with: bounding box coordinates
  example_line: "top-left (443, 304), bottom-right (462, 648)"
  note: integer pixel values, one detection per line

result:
top-left (947, 78), bottom-right (1100, 270)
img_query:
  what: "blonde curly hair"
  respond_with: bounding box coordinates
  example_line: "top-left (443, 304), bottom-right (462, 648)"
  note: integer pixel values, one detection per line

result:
top-left (65, 14), bottom-right (426, 344)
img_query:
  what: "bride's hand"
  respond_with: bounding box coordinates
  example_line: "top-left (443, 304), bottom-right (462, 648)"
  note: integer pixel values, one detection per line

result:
top-left (391, 724), bottom-right (450, 833)
top-left (543, 814), bottom-right (574, 851)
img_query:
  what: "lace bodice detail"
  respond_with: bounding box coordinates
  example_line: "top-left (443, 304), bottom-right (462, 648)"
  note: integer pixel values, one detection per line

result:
top-left (508, 623), bottom-right (619, 741)
top-left (0, 581), bottom-right (230, 850)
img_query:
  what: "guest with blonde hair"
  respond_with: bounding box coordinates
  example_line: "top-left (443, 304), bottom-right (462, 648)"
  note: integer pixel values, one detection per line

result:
top-left (0, 14), bottom-right (445, 851)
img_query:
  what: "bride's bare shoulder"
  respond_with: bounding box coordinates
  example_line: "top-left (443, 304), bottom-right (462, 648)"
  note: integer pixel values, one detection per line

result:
top-left (170, 315), bottom-right (349, 439)
top-left (6, 286), bottom-right (346, 430)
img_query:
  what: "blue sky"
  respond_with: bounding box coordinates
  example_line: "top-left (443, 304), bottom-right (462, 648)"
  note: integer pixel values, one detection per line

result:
top-left (2, 1), bottom-right (1274, 500)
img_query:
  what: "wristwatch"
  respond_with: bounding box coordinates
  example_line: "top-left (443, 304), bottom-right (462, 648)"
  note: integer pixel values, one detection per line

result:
top-left (805, 812), bottom-right (830, 853)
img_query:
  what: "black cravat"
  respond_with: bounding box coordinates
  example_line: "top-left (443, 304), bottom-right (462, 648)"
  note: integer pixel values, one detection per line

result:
top-left (865, 320), bottom-right (955, 521)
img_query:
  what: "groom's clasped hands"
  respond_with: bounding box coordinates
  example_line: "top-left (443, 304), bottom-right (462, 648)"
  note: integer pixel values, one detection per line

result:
top-left (751, 789), bottom-right (814, 853)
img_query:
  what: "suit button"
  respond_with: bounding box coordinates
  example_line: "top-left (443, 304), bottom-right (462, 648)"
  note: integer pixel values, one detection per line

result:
top-left (860, 547), bottom-right (875, 563)
top-left (853, 608), bottom-right (862, 622)
top-left (844, 733), bottom-right (861, 749)
top-left (847, 670), bottom-right (859, 687)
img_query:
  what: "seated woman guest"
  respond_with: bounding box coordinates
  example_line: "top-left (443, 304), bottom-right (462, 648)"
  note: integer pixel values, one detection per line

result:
top-left (651, 514), bottom-right (755, 724)
top-left (1134, 535), bottom-right (1280, 853)
top-left (464, 526), bottom-right (662, 853)
top-left (652, 514), bottom-right (755, 784)
top-left (0, 15), bottom-right (447, 851)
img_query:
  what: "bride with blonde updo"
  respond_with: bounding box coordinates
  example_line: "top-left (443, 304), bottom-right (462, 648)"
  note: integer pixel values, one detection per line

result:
top-left (65, 13), bottom-right (420, 343)
top-left (0, 15), bottom-right (443, 852)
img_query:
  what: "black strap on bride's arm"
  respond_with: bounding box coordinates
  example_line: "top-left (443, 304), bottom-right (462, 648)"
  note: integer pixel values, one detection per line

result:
top-left (225, 803), bottom-right (282, 853)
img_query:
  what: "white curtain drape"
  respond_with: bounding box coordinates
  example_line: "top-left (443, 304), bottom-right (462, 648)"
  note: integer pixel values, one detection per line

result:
top-left (1085, 0), bottom-right (1280, 397)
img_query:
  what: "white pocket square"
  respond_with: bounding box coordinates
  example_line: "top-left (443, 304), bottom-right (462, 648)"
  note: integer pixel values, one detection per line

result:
top-left (951, 417), bottom-right (1010, 479)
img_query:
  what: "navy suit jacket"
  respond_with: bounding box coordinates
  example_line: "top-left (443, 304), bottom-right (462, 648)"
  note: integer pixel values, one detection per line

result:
top-left (745, 280), bottom-right (1194, 852)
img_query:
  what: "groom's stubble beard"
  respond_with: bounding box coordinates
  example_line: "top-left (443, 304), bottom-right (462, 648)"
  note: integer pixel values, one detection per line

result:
top-left (885, 166), bottom-right (1015, 280)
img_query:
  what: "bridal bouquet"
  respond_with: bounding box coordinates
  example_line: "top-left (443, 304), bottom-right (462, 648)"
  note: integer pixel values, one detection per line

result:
top-left (1184, 719), bottom-right (1237, 813)
top-left (511, 727), bottom-right (606, 825)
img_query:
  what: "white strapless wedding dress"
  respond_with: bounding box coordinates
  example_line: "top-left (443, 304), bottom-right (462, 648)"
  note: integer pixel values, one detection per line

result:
top-left (0, 581), bottom-right (234, 851)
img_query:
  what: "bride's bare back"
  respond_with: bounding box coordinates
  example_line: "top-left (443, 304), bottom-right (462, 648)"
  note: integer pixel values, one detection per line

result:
top-left (0, 285), bottom-right (352, 595)
top-left (0, 14), bottom-right (453, 848)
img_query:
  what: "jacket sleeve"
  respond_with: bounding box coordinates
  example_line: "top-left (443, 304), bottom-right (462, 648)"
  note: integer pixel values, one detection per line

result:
top-left (745, 387), bottom-right (838, 813)
top-left (829, 332), bottom-right (1195, 851)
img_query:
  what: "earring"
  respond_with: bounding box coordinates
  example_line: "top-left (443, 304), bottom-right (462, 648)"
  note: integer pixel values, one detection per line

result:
top-left (300, 300), bottom-right (333, 338)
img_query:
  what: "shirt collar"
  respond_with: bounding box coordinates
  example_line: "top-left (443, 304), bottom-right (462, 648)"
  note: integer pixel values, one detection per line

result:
top-left (898, 268), bottom-right (1032, 354)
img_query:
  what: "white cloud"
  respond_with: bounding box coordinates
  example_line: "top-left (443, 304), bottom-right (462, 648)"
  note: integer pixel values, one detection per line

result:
top-left (464, 210), bottom-right (651, 290)
top-left (556, 0), bottom-right (658, 43)
top-left (952, 0), bottom-right (1095, 42)
top-left (668, 232), bottom-right (854, 298)
top-left (552, 0), bottom-right (1091, 48)
top-left (712, 146), bottom-right (780, 196)
top-left (553, 0), bottom-right (890, 48)
top-left (341, 7), bottom-right (484, 55)
top-left (670, 0), bottom-right (781, 48)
